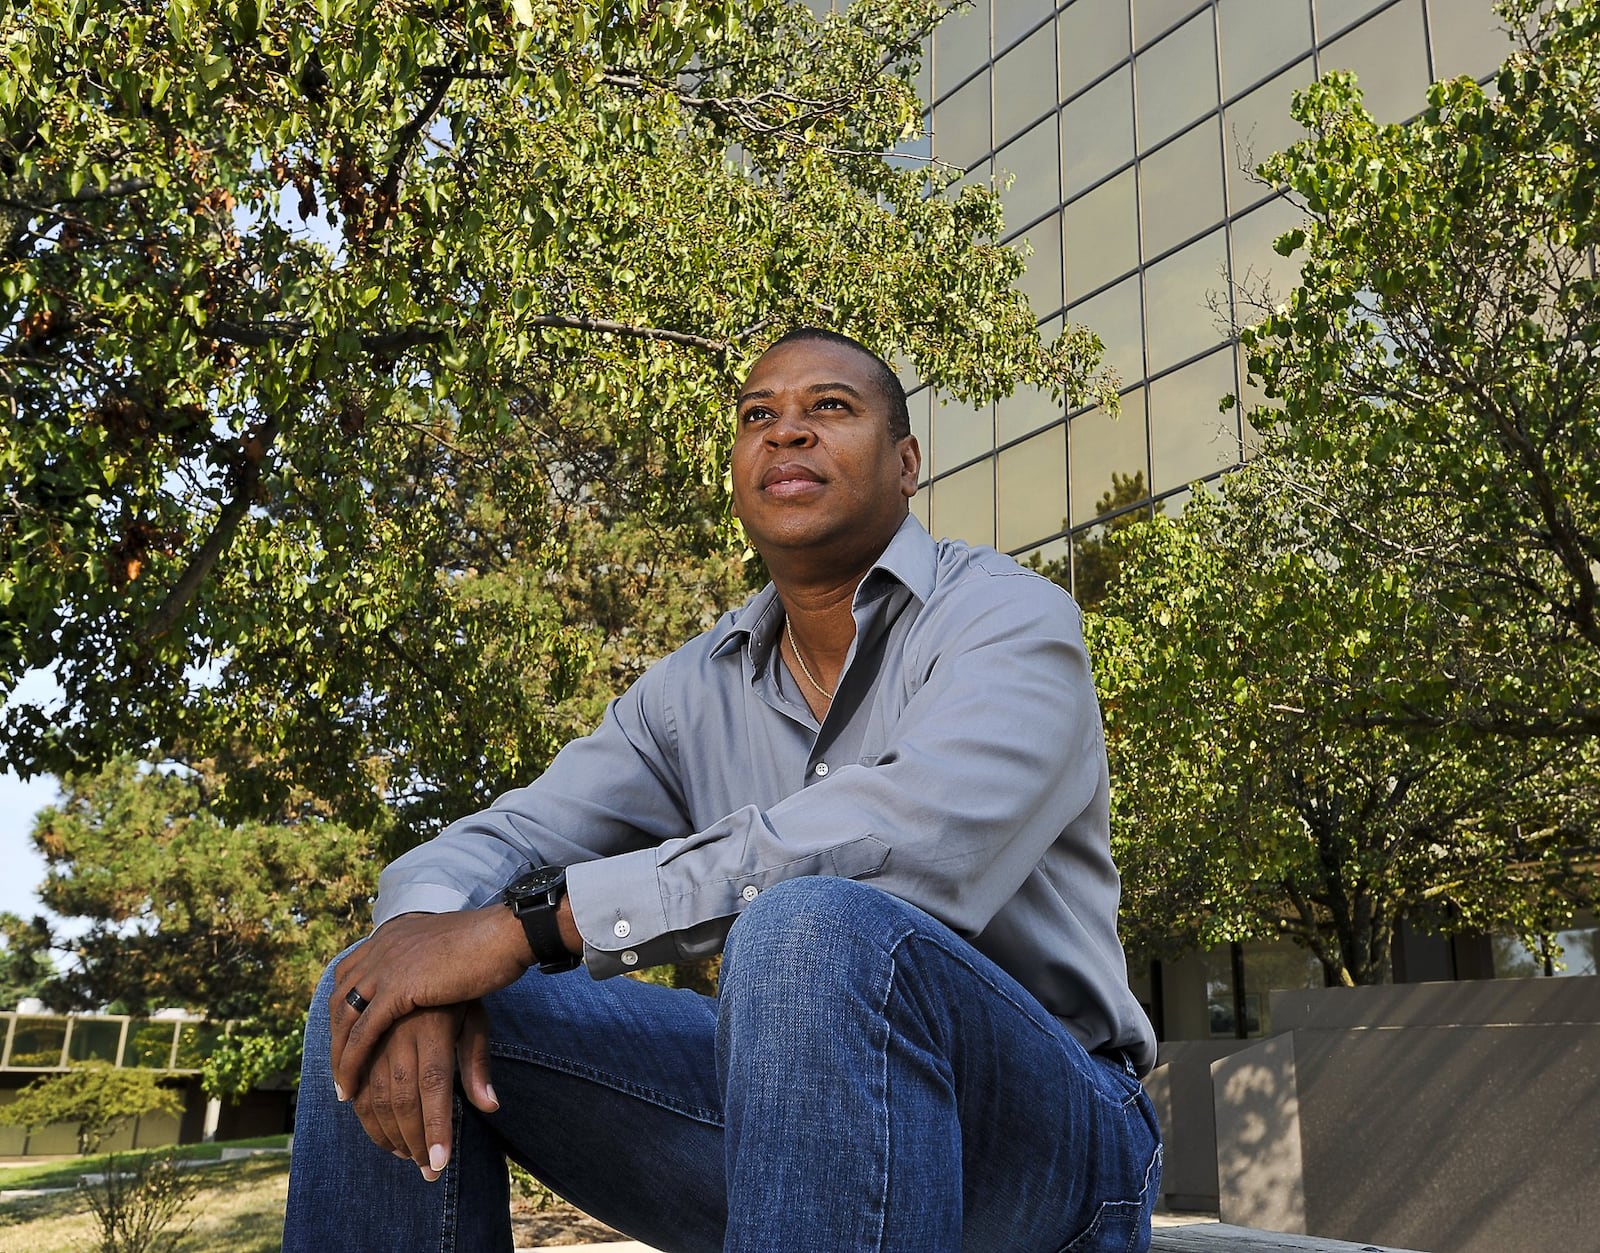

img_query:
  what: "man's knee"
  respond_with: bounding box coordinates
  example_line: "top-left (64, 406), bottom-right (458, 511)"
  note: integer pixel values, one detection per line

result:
top-left (730, 875), bottom-right (889, 942)
top-left (722, 875), bottom-right (909, 993)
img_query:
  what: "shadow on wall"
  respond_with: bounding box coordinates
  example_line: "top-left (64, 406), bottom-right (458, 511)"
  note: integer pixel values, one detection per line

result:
top-left (1209, 978), bottom-right (1600, 1253)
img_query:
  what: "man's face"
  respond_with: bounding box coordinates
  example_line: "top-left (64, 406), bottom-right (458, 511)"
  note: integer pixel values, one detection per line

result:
top-left (731, 340), bottom-right (921, 570)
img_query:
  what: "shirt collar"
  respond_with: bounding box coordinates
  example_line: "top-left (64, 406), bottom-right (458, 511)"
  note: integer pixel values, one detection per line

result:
top-left (710, 513), bottom-right (937, 661)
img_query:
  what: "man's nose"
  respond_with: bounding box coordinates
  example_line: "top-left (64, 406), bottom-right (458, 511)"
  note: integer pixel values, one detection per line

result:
top-left (765, 411), bottom-right (818, 446)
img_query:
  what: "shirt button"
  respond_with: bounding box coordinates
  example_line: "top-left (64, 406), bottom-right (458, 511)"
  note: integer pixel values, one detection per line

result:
top-left (613, 919), bottom-right (632, 939)
top-left (620, 950), bottom-right (639, 967)
top-left (741, 884), bottom-right (759, 903)
top-left (814, 762), bottom-right (829, 777)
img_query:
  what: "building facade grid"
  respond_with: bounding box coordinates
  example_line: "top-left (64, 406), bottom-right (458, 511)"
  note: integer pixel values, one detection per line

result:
top-left (885, 0), bottom-right (1509, 582)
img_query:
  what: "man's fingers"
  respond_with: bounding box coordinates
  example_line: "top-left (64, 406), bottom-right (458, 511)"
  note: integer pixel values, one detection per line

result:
top-left (457, 1002), bottom-right (499, 1114)
top-left (333, 991), bottom-right (404, 1099)
top-left (417, 1029), bottom-right (458, 1179)
top-left (341, 1008), bottom-right (465, 1180)
top-left (328, 956), bottom-right (376, 1095)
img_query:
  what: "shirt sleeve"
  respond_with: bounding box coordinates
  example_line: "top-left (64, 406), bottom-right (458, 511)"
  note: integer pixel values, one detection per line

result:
top-left (371, 661), bottom-right (695, 928)
top-left (567, 570), bottom-right (1109, 977)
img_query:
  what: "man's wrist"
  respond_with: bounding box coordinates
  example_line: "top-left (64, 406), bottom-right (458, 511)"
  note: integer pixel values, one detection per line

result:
top-left (502, 866), bottom-right (582, 973)
top-left (556, 895), bottom-right (581, 956)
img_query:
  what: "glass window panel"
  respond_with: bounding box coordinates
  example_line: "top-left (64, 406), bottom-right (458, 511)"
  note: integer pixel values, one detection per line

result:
top-left (1069, 388), bottom-right (1150, 525)
top-left (1062, 65), bottom-right (1135, 198)
top-left (1234, 940), bottom-right (1323, 1035)
top-left (125, 1019), bottom-right (179, 1069)
top-left (933, 69), bottom-right (992, 171)
top-left (997, 116), bottom-right (1061, 234)
top-left (998, 424), bottom-right (1068, 550)
top-left (1065, 168), bottom-right (1139, 301)
top-left (1320, 0), bottom-right (1429, 125)
top-left (915, 38), bottom-right (933, 105)
top-left (1229, 193), bottom-right (1307, 316)
top-left (1149, 347), bottom-right (1241, 492)
top-left (174, 1022), bottom-right (224, 1070)
top-left (7, 1017), bottom-right (67, 1068)
top-left (1218, 0), bottom-right (1313, 100)
top-left (998, 383), bottom-right (1065, 445)
top-left (907, 388), bottom-right (933, 478)
top-left (931, 394), bottom-right (995, 474)
top-left (67, 1018), bottom-right (124, 1066)
top-left (1070, 274), bottom-right (1145, 386)
top-left (934, 0), bottom-right (991, 98)
top-left (930, 459), bottom-right (996, 546)
top-left (1139, 118), bottom-right (1225, 259)
top-left (1427, 0), bottom-right (1509, 83)
top-left (994, 24), bottom-right (1058, 143)
top-left (910, 486), bottom-right (931, 530)
top-left (1136, 12), bottom-right (1220, 149)
top-left (1013, 213), bottom-right (1064, 317)
top-left (1021, 534), bottom-right (1069, 571)
top-left (1223, 55), bottom-right (1316, 209)
top-left (1133, 0), bottom-right (1209, 48)
top-left (995, 0), bottom-right (1054, 53)
top-left (1143, 226), bottom-right (1230, 373)
top-left (1061, 0), bottom-right (1131, 99)
top-left (1314, 0), bottom-right (1390, 39)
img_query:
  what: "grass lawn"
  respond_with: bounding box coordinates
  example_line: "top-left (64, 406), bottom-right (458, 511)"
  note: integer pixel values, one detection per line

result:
top-left (0, 1135), bottom-right (291, 1191)
top-left (0, 1138), bottom-right (625, 1249)
top-left (0, 1154), bottom-right (290, 1253)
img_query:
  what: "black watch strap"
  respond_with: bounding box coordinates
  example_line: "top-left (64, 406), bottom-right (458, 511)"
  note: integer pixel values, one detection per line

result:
top-left (504, 867), bottom-right (582, 974)
top-left (522, 897), bottom-right (576, 973)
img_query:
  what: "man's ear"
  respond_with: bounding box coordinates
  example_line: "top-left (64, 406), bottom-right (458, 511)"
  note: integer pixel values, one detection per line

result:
top-left (898, 436), bottom-right (922, 497)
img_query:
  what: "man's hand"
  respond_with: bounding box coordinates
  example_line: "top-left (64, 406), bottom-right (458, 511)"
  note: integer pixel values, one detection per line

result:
top-left (330, 905), bottom-right (537, 1176)
top-left (349, 1002), bottom-right (496, 1180)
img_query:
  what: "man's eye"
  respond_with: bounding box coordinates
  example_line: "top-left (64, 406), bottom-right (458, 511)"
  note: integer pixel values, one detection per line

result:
top-left (741, 408), bottom-right (772, 423)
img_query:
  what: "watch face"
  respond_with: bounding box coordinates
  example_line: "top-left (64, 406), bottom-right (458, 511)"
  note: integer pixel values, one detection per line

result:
top-left (507, 864), bottom-right (565, 900)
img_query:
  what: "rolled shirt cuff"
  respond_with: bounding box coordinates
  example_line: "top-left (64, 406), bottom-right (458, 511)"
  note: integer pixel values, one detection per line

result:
top-left (566, 848), bottom-right (675, 978)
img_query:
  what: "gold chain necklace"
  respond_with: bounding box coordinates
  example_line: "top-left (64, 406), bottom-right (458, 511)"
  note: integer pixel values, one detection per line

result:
top-left (785, 616), bottom-right (836, 702)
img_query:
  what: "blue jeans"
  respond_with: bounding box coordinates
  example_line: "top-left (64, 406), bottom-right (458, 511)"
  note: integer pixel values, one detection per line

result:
top-left (282, 876), bottom-right (1161, 1252)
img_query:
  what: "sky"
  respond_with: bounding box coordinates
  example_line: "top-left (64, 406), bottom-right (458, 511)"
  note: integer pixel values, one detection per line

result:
top-left (1, 668), bottom-right (62, 921)
top-left (0, 769), bottom-right (58, 919)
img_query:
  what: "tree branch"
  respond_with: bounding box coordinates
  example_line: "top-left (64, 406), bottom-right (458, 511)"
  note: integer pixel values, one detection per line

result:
top-left (134, 412), bottom-right (284, 647)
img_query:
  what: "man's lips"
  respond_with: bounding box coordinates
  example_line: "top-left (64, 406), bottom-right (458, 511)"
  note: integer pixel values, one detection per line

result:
top-left (761, 463), bottom-right (826, 491)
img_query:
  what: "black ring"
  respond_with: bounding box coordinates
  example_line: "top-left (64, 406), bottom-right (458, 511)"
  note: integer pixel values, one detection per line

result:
top-left (345, 987), bottom-right (371, 1014)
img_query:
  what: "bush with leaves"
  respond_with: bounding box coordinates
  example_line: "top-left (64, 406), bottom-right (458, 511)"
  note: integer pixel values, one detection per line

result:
top-left (0, 1064), bottom-right (181, 1155)
top-left (82, 1150), bottom-right (199, 1253)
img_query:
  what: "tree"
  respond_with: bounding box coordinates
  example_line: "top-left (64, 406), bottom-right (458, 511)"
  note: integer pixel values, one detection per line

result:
top-left (1087, 470), bottom-right (1596, 986)
top-left (31, 758), bottom-right (383, 1024)
top-left (0, 0), bottom-right (1112, 817)
top-left (1238, 0), bottom-right (1600, 743)
top-left (0, 1064), bottom-right (182, 1155)
top-left (0, 911), bottom-right (56, 1009)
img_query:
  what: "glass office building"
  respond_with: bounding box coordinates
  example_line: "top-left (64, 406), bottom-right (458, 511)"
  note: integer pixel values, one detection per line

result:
top-left (889, 0), bottom-right (1511, 581)
top-left (797, 0), bottom-right (1580, 1041)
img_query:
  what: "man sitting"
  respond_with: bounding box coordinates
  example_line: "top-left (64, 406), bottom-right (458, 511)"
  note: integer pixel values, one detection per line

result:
top-left (282, 328), bottom-right (1160, 1252)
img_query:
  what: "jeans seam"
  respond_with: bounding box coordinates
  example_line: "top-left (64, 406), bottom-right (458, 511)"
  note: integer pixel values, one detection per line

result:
top-left (438, 1093), bottom-right (462, 1253)
top-left (866, 924), bottom-right (900, 1253)
top-left (489, 1043), bottom-right (724, 1127)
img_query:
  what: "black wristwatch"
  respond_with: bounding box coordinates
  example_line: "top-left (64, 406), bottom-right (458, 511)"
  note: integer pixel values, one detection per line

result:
top-left (503, 865), bottom-right (582, 974)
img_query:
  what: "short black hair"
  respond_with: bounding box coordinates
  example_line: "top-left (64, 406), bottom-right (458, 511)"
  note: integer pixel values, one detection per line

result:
top-left (763, 327), bottom-right (912, 443)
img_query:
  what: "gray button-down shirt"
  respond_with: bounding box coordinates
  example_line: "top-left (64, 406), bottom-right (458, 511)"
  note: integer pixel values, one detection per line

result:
top-left (375, 516), bottom-right (1156, 1072)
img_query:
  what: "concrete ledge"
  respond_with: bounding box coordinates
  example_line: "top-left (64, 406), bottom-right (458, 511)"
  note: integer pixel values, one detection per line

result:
top-left (514, 1227), bottom-right (1422, 1253)
top-left (1152, 1225), bottom-right (1426, 1251)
